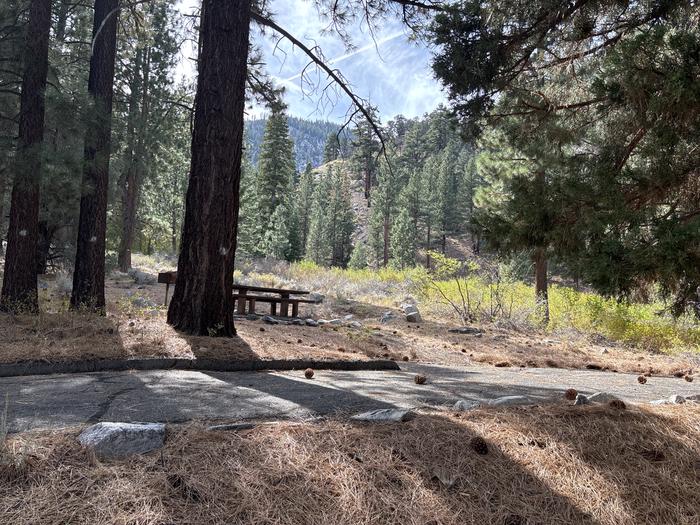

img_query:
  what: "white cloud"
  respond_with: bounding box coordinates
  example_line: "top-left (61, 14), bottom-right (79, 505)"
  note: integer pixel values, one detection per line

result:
top-left (175, 0), bottom-right (446, 121)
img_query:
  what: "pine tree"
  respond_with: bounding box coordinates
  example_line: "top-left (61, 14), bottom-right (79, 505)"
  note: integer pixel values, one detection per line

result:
top-left (0, 0), bottom-right (53, 312)
top-left (167, 0), bottom-right (251, 336)
top-left (261, 202), bottom-right (291, 260)
top-left (71, 0), bottom-right (120, 311)
top-left (305, 169), bottom-right (332, 265)
top-left (390, 208), bottom-right (415, 269)
top-left (254, 107), bottom-right (297, 258)
top-left (294, 162), bottom-right (315, 256)
top-left (350, 108), bottom-right (381, 202)
top-left (328, 169), bottom-right (354, 267)
top-left (322, 132), bottom-right (340, 163)
top-left (348, 240), bottom-right (367, 269)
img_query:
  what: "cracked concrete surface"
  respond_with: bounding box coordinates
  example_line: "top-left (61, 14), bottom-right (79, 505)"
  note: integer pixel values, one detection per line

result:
top-left (1, 363), bottom-right (698, 433)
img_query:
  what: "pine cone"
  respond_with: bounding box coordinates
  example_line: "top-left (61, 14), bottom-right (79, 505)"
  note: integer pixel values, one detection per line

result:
top-left (470, 436), bottom-right (489, 455)
top-left (414, 374), bottom-right (427, 385)
top-left (685, 375), bottom-right (694, 382)
top-left (608, 399), bottom-right (626, 410)
top-left (564, 388), bottom-right (578, 400)
top-left (637, 376), bottom-right (647, 384)
top-left (304, 368), bottom-right (314, 379)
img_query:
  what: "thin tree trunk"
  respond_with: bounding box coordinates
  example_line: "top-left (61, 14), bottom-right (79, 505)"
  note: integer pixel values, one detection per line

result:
top-left (167, 0), bottom-right (251, 336)
top-left (118, 46), bottom-right (150, 272)
top-left (71, 0), bottom-right (119, 311)
top-left (0, 0), bottom-right (52, 313)
top-left (382, 215), bottom-right (389, 267)
top-left (534, 246), bottom-right (549, 323)
top-left (425, 222), bottom-right (431, 269)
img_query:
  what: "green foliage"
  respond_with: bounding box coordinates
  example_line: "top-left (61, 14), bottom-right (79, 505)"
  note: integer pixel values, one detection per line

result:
top-left (431, 0), bottom-right (700, 316)
top-left (304, 167), bottom-right (354, 267)
top-left (390, 208), bottom-right (415, 269)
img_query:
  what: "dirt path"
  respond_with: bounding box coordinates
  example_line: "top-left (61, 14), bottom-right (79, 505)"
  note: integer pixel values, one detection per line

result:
top-left (1, 363), bottom-right (698, 433)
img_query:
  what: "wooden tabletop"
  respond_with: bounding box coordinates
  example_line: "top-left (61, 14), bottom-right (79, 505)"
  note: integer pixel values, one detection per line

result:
top-left (157, 271), bottom-right (309, 296)
top-left (234, 284), bottom-right (310, 296)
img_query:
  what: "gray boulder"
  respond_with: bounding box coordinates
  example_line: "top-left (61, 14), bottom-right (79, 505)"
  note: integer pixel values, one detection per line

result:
top-left (588, 392), bottom-right (622, 404)
top-left (128, 268), bottom-right (157, 285)
top-left (488, 395), bottom-right (533, 407)
top-left (380, 311), bottom-right (396, 323)
top-left (308, 292), bottom-right (325, 304)
top-left (262, 316), bottom-right (279, 324)
top-left (574, 394), bottom-right (589, 405)
top-left (305, 319), bottom-right (319, 327)
top-left (347, 321), bottom-right (363, 329)
top-left (453, 399), bottom-right (482, 411)
top-left (328, 319), bottom-right (343, 325)
top-left (78, 422), bottom-right (165, 459)
top-left (130, 296), bottom-right (157, 309)
top-left (401, 303), bottom-right (422, 323)
top-left (351, 409), bottom-right (412, 423)
top-left (650, 394), bottom-right (687, 405)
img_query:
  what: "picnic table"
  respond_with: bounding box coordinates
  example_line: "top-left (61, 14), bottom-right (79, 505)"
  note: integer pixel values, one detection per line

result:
top-left (157, 271), bottom-right (315, 318)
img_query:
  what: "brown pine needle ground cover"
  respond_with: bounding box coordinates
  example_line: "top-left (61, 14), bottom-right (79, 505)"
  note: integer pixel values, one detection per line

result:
top-left (1, 404), bottom-right (699, 525)
top-left (0, 269), bottom-right (696, 376)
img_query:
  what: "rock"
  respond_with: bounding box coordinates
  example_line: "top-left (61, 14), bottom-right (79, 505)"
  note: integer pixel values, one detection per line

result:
top-left (130, 296), bottom-right (157, 309)
top-left (127, 268), bottom-right (156, 285)
top-left (291, 318), bottom-right (305, 326)
top-left (246, 314), bottom-right (259, 321)
top-left (600, 348), bottom-right (610, 355)
top-left (207, 423), bottom-right (255, 431)
top-left (348, 321), bottom-right (363, 329)
top-left (448, 327), bottom-right (483, 335)
top-left (328, 319), bottom-right (342, 325)
top-left (78, 422), bottom-right (165, 459)
top-left (402, 304), bottom-right (422, 323)
top-left (588, 392), bottom-right (622, 404)
top-left (351, 409), bottom-right (412, 423)
top-left (317, 319), bottom-right (329, 325)
top-left (650, 395), bottom-right (686, 405)
top-left (308, 292), bottom-right (325, 304)
top-left (685, 394), bottom-right (700, 402)
top-left (380, 311), bottom-right (396, 323)
top-left (344, 314), bottom-right (354, 321)
top-left (487, 395), bottom-right (533, 407)
top-left (262, 316), bottom-right (279, 325)
top-left (405, 311), bottom-right (422, 323)
top-left (453, 399), bottom-right (481, 411)
top-left (305, 319), bottom-right (319, 327)
top-left (574, 394), bottom-right (589, 405)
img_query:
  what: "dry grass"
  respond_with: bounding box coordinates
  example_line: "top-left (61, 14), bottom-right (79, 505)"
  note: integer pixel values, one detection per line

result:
top-left (0, 270), bottom-right (696, 378)
top-left (1, 404), bottom-right (699, 524)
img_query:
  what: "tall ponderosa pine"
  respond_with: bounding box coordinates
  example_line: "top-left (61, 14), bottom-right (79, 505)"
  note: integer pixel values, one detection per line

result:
top-left (390, 207), bottom-right (415, 269)
top-left (0, 0), bottom-right (52, 312)
top-left (350, 109), bottom-right (381, 203)
top-left (70, 0), bottom-right (119, 311)
top-left (254, 108), bottom-right (297, 258)
top-left (117, 0), bottom-right (179, 272)
top-left (295, 162), bottom-right (315, 254)
top-left (167, 0), bottom-right (251, 336)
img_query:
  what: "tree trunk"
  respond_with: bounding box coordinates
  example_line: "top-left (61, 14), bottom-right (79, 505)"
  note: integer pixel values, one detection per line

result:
top-left (117, 46), bottom-right (150, 272)
top-left (425, 222), bottom-right (431, 269)
top-left (70, 0), bottom-right (119, 312)
top-left (382, 215), bottom-right (389, 267)
top-left (0, 0), bottom-right (52, 313)
top-left (167, 0), bottom-right (251, 336)
top-left (533, 246), bottom-right (549, 323)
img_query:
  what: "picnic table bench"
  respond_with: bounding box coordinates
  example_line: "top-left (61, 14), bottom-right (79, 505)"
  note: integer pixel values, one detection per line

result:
top-left (157, 271), bottom-right (317, 318)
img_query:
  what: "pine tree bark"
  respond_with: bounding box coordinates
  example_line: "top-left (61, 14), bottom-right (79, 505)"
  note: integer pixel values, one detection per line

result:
top-left (0, 0), bottom-right (52, 313)
top-left (167, 0), bottom-right (251, 336)
top-left (71, 0), bottom-right (119, 311)
top-left (533, 246), bottom-right (549, 323)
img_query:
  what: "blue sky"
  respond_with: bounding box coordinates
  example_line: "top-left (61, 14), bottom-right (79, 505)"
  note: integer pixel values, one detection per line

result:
top-left (176, 0), bottom-right (446, 122)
